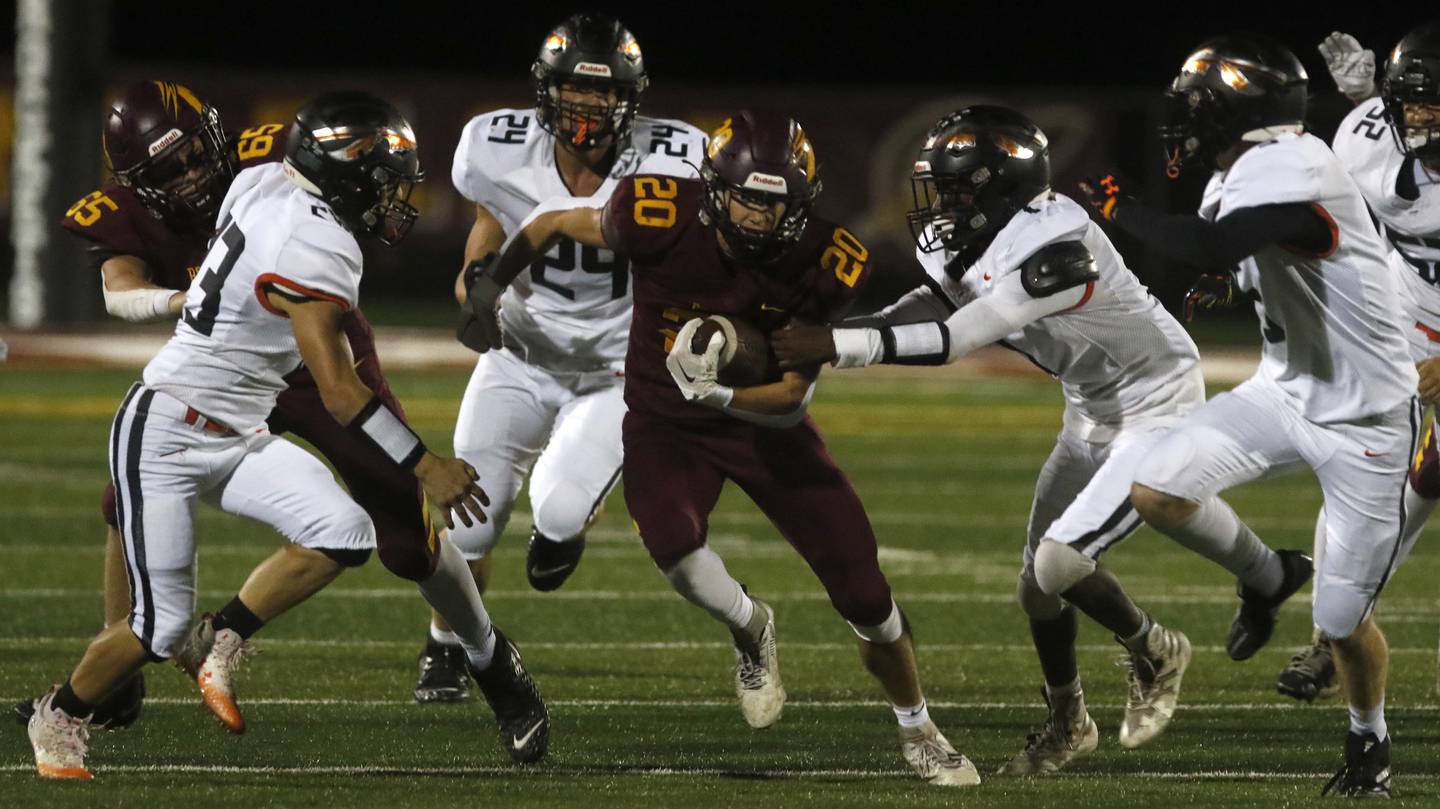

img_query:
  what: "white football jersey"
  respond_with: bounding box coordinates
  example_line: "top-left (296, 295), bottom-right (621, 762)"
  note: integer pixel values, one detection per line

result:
top-left (1199, 131), bottom-right (1418, 423)
top-left (451, 109), bottom-right (707, 370)
top-left (1333, 97), bottom-right (1440, 327)
top-left (919, 194), bottom-right (1204, 441)
top-left (144, 163), bottom-right (362, 431)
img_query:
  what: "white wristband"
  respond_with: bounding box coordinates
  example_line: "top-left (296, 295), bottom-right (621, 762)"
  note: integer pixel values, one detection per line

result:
top-left (831, 328), bottom-right (884, 369)
top-left (102, 284), bottom-right (178, 323)
top-left (352, 397), bottom-right (426, 469)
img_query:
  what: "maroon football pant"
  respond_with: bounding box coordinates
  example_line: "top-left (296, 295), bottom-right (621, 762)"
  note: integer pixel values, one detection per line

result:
top-left (100, 312), bottom-right (436, 580)
top-left (622, 411), bottom-right (893, 626)
top-left (1411, 420), bottom-right (1440, 498)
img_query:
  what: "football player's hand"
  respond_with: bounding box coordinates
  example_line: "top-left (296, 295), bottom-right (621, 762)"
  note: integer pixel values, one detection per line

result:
top-left (1417, 358), bottom-right (1440, 404)
top-left (773, 321), bottom-right (837, 369)
top-left (1077, 171), bottom-right (1134, 223)
top-left (455, 254), bottom-right (504, 353)
top-left (414, 454), bottom-right (490, 530)
top-left (1318, 32), bottom-right (1376, 102)
top-left (1184, 271), bottom-right (1238, 322)
top-left (666, 319), bottom-right (733, 408)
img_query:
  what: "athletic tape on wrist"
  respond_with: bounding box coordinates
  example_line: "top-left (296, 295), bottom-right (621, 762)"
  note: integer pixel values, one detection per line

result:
top-left (879, 322), bottom-right (950, 365)
top-left (351, 397), bottom-right (426, 469)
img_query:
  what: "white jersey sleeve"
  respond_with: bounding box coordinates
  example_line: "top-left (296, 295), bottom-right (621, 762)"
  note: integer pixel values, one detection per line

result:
top-left (262, 219), bottom-right (361, 311)
top-left (1219, 138), bottom-right (1325, 211)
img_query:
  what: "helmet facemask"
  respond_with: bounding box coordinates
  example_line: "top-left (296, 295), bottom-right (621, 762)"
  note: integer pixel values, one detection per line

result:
top-left (113, 105), bottom-right (232, 229)
top-left (537, 73), bottom-right (642, 150)
top-left (700, 162), bottom-right (814, 266)
top-left (907, 168), bottom-right (993, 255)
top-left (1382, 65), bottom-right (1440, 163)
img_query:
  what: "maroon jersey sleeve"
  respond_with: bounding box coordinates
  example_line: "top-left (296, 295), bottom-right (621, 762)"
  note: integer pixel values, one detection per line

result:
top-left (232, 122), bottom-right (289, 169)
top-left (601, 175), bottom-right (700, 261)
top-left (58, 185), bottom-right (153, 264)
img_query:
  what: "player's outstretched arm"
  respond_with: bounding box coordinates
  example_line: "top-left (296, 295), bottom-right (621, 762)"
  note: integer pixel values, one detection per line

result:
top-left (452, 204), bottom-right (507, 306)
top-left (456, 204), bottom-right (607, 353)
top-left (100, 255), bottom-right (184, 323)
top-left (277, 294), bottom-right (490, 530)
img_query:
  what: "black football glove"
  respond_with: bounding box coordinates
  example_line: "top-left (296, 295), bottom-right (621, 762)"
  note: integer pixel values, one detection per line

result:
top-left (455, 253), bottom-right (505, 353)
top-left (1183, 271), bottom-right (1239, 322)
top-left (1077, 171), bottom-right (1135, 223)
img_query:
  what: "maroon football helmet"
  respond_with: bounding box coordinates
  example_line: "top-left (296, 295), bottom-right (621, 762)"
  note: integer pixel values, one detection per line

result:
top-left (699, 110), bottom-right (822, 265)
top-left (102, 80), bottom-right (233, 230)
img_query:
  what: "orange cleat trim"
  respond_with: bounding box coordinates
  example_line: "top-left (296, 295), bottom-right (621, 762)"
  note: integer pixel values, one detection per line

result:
top-left (198, 684), bottom-right (246, 735)
top-left (36, 762), bottom-right (93, 780)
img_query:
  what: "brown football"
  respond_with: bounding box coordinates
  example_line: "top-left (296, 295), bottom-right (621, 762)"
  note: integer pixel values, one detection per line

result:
top-left (689, 314), bottom-right (778, 387)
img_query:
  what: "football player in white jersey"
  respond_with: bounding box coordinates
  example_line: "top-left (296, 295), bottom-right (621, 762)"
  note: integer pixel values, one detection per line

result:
top-left (26, 94), bottom-right (549, 780)
top-left (1080, 35), bottom-right (1419, 798)
top-left (413, 13), bottom-right (706, 702)
top-left (1270, 23), bottom-right (1440, 708)
top-left (773, 106), bottom-right (1305, 774)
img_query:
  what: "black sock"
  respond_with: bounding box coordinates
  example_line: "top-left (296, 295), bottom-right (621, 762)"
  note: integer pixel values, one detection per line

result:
top-left (52, 680), bottom-right (95, 718)
top-left (211, 596), bottom-right (265, 640)
top-left (1029, 608), bottom-right (1080, 688)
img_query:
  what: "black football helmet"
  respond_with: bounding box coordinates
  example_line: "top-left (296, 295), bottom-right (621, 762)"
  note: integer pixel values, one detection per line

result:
top-left (1380, 22), bottom-right (1440, 163)
top-left (699, 110), bottom-right (822, 266)
top-left (103, 80), bottom-right (233, 230)
top-left (283, 92), bottom-right (423, 245)
top-left (1160, 34), bottom-right (1308, 177)
top-left (531, 13), bottom-right (648, 150)
top-left (907, 106), bottom-right (1052, 262)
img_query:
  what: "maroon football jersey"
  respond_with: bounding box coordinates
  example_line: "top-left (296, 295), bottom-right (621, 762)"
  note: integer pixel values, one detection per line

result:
top-left (59, 122), bottom-right (290, 289)
top-left (603, 175), bottom-right (873, 424)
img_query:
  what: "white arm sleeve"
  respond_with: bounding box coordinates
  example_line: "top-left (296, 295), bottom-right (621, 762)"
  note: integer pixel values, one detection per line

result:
top-left (833, 271), bottom-right (1087, 368)
top-left (102, 283), bottom-right (178, 323)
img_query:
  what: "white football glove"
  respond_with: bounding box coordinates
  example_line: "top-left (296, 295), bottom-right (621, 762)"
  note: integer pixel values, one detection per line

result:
top-left (1318, 32), bottom-right (1376, 102)
top-left (666, 319), bottom-right (734, 408)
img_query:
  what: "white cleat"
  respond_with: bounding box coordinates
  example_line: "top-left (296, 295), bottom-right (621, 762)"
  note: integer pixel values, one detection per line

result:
top-left (998, 688), bottom-right (1099, 776)
top-left (732, 599), bottom-right (785, 729)
top-left (28, 687), bottom-right (92, 780)
top-left (900, 721), bottom-right (981, 787)
top-left (176, 614), bottom-right (252, 735)
top-left (1118, 623), bottom-right (1191, 749)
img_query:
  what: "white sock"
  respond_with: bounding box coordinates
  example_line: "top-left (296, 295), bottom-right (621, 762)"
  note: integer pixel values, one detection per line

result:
top-left (418, 539), bottom-right (496, 669)
top-left (1398, 483), bottom-right (1437, 567)
top-left (893, 699), bottom-right (930, 729)
top-left (429, 623), bottom-right (462, 646)
top-left (1349, 699), bottom-right (1388, 741)
top-left (663, 547), bottom-right (754, 630)
top-left (1167, 497), bottom-right (1282, 595)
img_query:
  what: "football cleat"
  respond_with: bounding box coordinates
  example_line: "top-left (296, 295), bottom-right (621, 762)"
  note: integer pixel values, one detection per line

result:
top-left (900, 720), bottom-right (982, 787)
top-left (525, 531), bottom-right (586, 592)
top-left (15, 672), bottom-right (146, 731)
top-left (175, 614), bottom-right (251, 735)
top-left (1277, 637), bottom-right (1341, 702)
top-left (731, 598), bottom-right (785, 729)
top-left (28, 687), bottom-right (93, 780)
top-left (414, 638), bottom-right (471, 704)
top-left (469, 627), bottom-right (550, 764)
top-left (1118, 623), bottom-right (1191, 749)
top-left (998, 687), bottom-right (1099, 776)
top-left (1227, 549), bottom-right (1313, 661)
top-left (1322, 731), bottom-right (1393, 799)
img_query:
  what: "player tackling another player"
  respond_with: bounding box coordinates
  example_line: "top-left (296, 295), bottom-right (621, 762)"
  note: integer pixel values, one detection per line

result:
top-left (27, 93), bottom-right (549, 780)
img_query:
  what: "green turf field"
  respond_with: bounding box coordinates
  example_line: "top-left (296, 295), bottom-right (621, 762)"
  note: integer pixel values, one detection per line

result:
top-left (1, 365), bottom-right (1437, 808)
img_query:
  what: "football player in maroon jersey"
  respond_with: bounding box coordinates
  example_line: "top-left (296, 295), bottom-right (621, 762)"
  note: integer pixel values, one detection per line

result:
top-left (466, 111), bottom-right (981, 787)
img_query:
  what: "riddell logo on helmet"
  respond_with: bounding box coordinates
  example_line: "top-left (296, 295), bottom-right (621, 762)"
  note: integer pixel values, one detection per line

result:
top-left (574, 62), bottom-right (613, 78)
top-left (148, 128), bottom-right (185, 157)
top-left (743, 172), bottom-right (788, 192)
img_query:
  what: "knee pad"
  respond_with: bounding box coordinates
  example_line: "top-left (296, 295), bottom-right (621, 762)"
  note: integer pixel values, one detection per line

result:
top-left (1016, 570), bottom-right (1066, 620)
top-left (1313, 585), bottom-right (1372, 641)
top-left (849, 600), bottom-right (904, 644)
top-left (317, 547), bottom-right (372, 568)
top-left (446, 512), bottom-right (501, 560)
top-left (532, 481), bottom-right (595, 541)
top-left (1033, 539), bottom-right (1097, 596)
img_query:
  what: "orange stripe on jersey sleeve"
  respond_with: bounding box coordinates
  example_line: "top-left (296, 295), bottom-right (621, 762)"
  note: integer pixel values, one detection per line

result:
top-left (254, 272), bottom-right (352, 317)
top-left (1281, 203), bottom-right (1340, 260)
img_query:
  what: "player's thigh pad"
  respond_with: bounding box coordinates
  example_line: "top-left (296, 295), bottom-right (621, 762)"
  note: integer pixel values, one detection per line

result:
top-left (529, 378), bottom-right (626, 539)
top-left (1022, 431), bottom-right (1101, 576)
top-left (209, 435), bottom-right (374, 553)
top-left (622, 414), bottom-right (727, 571)
top-left (1043, 428), bottom-right (1163, 560)
top-left (1132, 379), bottom-right (1306, 502)
top-left (109, 387), bottom-right (215, 659)
top-left (1311, 398), bottom-right (1422, 638)
top-left (449, 349), bottom-right (558, 558)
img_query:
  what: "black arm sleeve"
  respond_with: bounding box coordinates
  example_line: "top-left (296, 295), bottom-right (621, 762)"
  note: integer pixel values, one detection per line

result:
top-left (1111, 202), bottom-right (1336, 271)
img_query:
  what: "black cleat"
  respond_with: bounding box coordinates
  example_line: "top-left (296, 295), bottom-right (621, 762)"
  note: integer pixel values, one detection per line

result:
top-left (15, 673), bottom-right (145, 731)
top-left (1322, 731), bottom-right (1393, 799)
top-left (526, 530), bottom-right (585, 592)
top-left (414, 639), bottom-right (471, 704)
top-left (1227, 549), bottom-right (1313, 661)
top-left (470, 627), bottom-right (549, 764)
top-left (1277, 638), bottom-right (1340, 702)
